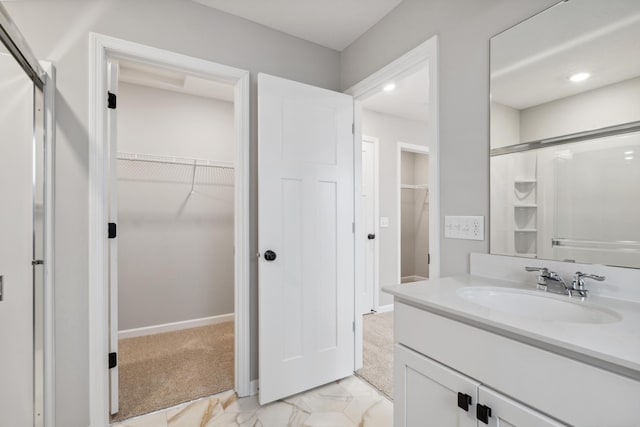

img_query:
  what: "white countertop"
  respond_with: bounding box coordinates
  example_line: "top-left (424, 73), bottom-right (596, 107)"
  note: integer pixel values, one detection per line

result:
top-left (383, 275), bottom-right (640, 380)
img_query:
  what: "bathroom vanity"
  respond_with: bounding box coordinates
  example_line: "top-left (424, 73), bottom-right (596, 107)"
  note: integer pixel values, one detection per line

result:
top-left (384, 254), bottom-right (640, 426)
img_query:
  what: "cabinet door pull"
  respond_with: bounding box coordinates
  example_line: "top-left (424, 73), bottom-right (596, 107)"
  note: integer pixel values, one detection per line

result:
top-left (457, 392), bottom-right (472, 411)
top-left (476, 404), bottom-right (492, 424)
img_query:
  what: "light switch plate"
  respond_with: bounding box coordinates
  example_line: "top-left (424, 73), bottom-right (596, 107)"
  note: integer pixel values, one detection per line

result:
top-left (444, 216), bottom-right (484, 241)
top-left (380, 217), bottom-right (389, 228)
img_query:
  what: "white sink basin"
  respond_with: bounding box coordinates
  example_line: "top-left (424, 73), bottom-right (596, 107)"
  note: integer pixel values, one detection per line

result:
top-left (457, 287), bottom-right (621, 324)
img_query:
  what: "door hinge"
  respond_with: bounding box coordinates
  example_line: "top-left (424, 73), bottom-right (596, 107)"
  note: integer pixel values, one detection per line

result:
top-left (108, 352), bottom-right (117, 369)
top-left (351, 123), bottom-right (354, 134)
top-left (107, 92), bottom-right (117, 109)
top-left (108, 222), bottom-right (117, 239)
top-left (476, 404), bottom-right (492, 424)
top-left (428, 253), bottom-right (431, 265)
top-left (352, 222), bottom-right (355, 233)
top-left (352, 321), bottom-right (355, 332)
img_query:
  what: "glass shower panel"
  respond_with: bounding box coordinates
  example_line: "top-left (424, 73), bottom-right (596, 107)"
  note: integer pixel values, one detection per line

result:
top-left (553, 132), bottom-right (640, 267)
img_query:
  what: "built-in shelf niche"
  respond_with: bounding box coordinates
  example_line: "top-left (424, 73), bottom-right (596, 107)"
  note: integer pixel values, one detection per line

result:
top-left (514, 179), bottom-right (537, 255)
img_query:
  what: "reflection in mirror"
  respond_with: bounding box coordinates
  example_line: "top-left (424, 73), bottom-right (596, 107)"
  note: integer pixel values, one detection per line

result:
top-left (490, 0), bottom-right (640, 268)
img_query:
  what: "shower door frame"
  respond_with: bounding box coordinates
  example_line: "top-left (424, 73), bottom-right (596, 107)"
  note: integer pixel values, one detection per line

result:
top-left (0, 5), bottom-right (56, 427)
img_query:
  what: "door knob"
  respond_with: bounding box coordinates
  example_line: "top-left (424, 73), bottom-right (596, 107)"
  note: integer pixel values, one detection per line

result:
top-left (264, 250), bottom-right (277, 261)
top-left (367, 234), bottom-right (375, 240)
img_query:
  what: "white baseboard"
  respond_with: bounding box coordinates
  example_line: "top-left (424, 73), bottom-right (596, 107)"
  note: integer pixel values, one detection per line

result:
top-left (401, 275), bottom-right (428, 283)
top-left (118, 313), bottom-right (234, 339)
top-left (376, 304), bottom-right (394, 313)
top-left (250, 380), bottom-right (259, 396)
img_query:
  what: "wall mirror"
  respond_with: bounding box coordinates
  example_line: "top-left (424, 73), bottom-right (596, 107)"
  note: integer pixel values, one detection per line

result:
top-left (490, 0), bottom-right (640, 268)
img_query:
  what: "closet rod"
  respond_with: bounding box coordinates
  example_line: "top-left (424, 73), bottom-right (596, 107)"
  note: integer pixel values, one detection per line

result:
top-left (117, 151), bottom-right (234, 169)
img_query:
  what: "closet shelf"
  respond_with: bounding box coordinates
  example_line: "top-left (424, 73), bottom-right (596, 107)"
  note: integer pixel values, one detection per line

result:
top-left (514, 204), bottom-right (537, 208)
top-left (515, 229), bottom-right (537, 233)
top-left (514, 180), bottom-right (537, 184)
top-left (117, 151), bottom-right (234, 169)
top-left (117, 151), bottom-right (234, 186)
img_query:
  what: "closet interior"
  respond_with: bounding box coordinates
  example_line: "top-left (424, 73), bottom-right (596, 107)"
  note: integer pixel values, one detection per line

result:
top-left (111, 60), bottom-right (236, 422)
top-left (400, 151), bottom-right (429, 283)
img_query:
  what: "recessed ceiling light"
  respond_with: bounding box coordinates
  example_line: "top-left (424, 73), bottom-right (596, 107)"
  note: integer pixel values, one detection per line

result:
top-left (383, 83), bottom-right (396, 92)
top-left (569, 72), bottom-right (590, 82)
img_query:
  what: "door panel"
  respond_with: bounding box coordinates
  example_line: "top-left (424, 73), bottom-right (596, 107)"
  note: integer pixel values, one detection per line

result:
top-left (479, 386), bottom-right (566, 427)
top-left (107, 58), bottom-right (120, 415)
top-left (361, 139), bottom-right (376, 314)
top-left (395, 344), bottom-right (478, 427)
top-left (258, 73), bottom-right (354, 404)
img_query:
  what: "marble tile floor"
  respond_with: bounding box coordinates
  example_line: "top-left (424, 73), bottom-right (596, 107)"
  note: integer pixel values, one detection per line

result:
top-left (112, 375), bottom-right (393, 427)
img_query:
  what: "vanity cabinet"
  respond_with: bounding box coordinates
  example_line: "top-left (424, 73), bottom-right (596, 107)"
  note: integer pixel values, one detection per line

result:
top-left (395, 344), bottom-right (563, 426)
top-left (393, 300), bottom-right (640, 426)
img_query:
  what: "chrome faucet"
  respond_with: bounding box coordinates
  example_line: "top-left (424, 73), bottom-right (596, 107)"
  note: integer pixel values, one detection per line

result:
top-left (525, 266), bottom-right (570, 295)
top-left (525, 267), bottom-right (605, 298)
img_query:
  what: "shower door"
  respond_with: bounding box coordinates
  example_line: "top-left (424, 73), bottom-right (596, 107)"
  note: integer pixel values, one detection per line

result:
top-left (0, 38), bottom-right (47, 427)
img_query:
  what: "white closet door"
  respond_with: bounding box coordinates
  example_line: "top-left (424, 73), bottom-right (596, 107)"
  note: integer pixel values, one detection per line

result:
top-left (107, 58), bottom-right (120, 415)
top-left (361, 138), bottom-right (377, 314)
top-left (258, 73), bottom-right (355, 405)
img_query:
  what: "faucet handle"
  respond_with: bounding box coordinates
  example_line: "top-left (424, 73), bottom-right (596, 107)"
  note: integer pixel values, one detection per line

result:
top-left (574, 272), bottom-right (605, 282)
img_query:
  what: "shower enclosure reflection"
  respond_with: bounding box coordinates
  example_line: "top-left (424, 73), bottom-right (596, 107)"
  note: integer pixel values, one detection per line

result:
top-left (490, 0), bottom-right (640, 268)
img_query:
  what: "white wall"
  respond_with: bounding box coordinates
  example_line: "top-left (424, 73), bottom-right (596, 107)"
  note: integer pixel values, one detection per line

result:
top-left (117, 83), bottom-right (234, 331)
top-left (341, 0), bottom-right (559, 276)
top-left (2, 2), bottom-right (340, 425)
top-left (362, 109), bottom-right (429, 305)
top-left (520, 76), bottom-right (640, 142)
top-left (490, 101), bottom-right (520, 148)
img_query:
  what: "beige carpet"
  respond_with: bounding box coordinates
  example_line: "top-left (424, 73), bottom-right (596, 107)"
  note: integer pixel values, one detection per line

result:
top-left (110, 321), bottom-right (234, 423)
top-left (356, 311), bottom-right (394, 399)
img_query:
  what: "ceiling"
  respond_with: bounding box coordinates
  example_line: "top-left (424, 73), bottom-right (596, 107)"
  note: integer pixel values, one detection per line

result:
top-left (191, 0), bottom-right (403, 51)
top-left (363, 64), bottom-right (429, 123)
top-left (118, 60), bottom-right (235, 102)
top-left (491, 0), bottom-right (640, 110)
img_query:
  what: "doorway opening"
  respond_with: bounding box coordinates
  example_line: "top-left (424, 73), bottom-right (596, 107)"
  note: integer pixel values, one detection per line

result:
top-left (398, 143), bottom-right (430, 284)
top-left (108, 59), bottom-right (237, 422)
top-left (88, 34), bottom-right (250, 427)
top-left (348, 36), bottom-right (439, 400)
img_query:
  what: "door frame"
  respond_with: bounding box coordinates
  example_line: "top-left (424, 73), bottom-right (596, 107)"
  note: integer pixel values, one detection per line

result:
top-left (88, 33), bottom-right (251, 426)
top-left (397, 142), bottom-right (430, 284)
top-left (361, 135), bottom-right (380, 313)
top-left (346, 35), bottom-right (440, 366)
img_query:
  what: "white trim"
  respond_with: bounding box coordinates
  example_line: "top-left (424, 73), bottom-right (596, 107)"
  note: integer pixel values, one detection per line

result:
top-left (397, 142), bottom-right (430, 284)
top-left (41, 60), bottom-right (56, 427)
top-left (375, 304), bottom-right (394, 314)
top-left (118, 313), bottom-right (235, 339)
top-left (88, 33), bottom-right (251, 427)
top-left (401, 275), bottom-right (428, 283)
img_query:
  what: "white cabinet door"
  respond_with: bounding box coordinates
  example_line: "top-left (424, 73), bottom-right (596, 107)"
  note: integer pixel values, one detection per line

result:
top-left (258, 73), bottom-right (355, 405)
top-left (478, 386), bottom-right (566, 427)
top-left (395, 344), bottom-right (478, 427)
